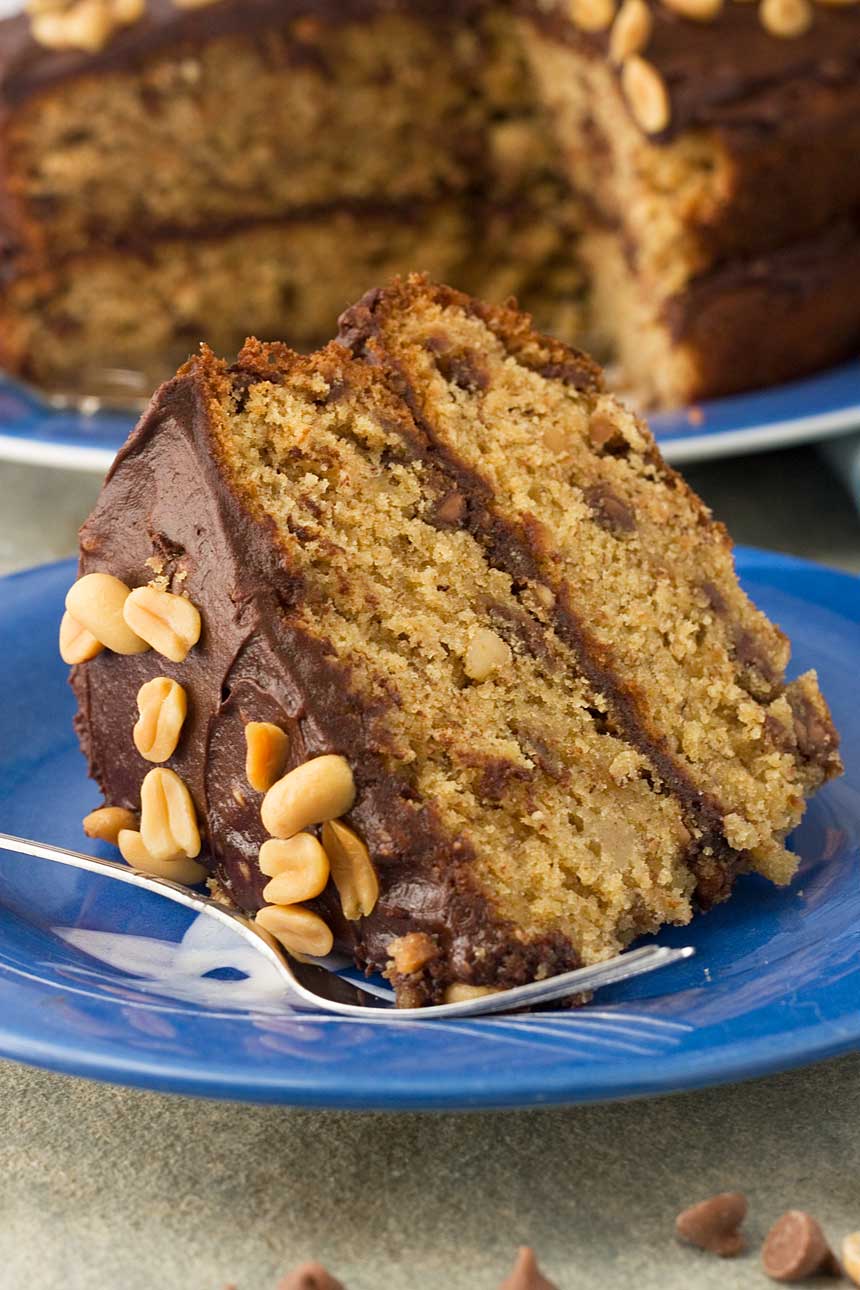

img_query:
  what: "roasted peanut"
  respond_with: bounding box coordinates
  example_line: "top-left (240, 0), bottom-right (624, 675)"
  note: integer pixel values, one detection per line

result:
top-left (29, 0), bottom-right (143, 52)
top-left (140, 767), bottom-right (201, 861)
top-left (387, 932), bottom-right (439, 976)
top-left (118, 828), bottom-right (207, 885)
top-left (621, 56), bottom-right (671, 134)
top-left (66, 573), bottom-right (149, 655)
top-left (759, 0), bottom-right (813, 35)
top-left (261, 755), bottom-right (355, 839)
top-left (661, 0), bottom-right (722, 18)
top-left (443, 983), bottom-right (501, 1004)
top-left (83, 805), bottom-right (138, 845)
top-left (123, 586), bottom-right (201, 662)
top-left (255, 904), bottom-right (334, 959)
top-left (59, 611), bottom-right (104, 665)
top-left (259, 834), bottom-right (330, 906)
top-left (609, 0), bottom-right (652, 61)
top-left (245, 721), bottom-right (289, 793)
top-left (569, 0), bottom-right (616, 29)
top-left (133, 677), bottom-right (188, 763)
top-left (464, 628), bottom-right (512, 682)
top-left (321, 819), bottom-right (379, 920)
top-left (842, 1233), bottom-right (860, 1287)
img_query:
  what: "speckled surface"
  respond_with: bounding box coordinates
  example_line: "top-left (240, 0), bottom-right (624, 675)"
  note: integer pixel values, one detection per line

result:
top-left (0, 445), bottom-right (859, 1290)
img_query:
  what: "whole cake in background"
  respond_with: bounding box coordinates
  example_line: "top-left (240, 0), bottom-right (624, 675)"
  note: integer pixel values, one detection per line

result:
top-left (1, 0), bottom-right (859, 406)
top-left (62, 276), bottom-right (841, 1007)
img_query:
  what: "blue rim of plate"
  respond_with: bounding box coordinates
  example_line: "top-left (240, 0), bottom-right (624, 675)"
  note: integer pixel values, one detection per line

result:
top-left (0, 549), bottom-right (858, 1108)
top-left (0, 361), bottom-right (858, 473)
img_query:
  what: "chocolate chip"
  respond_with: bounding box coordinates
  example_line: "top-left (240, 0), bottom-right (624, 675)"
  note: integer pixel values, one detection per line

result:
top-left (733, 627), bottom-right (780, 691)
top-left (675, 1191), bottom-right (748, 1257)
top-left (435, 347), bottom-right (491, 393)
top-left (434, 489), bottom-right (467, 528)
top-left (701, 579), bottom-right (727, 616)
top-left (762, 1211), bottom-right (841, 1282)
top-left (276, 1263), bottom-right (345, 1290)
top-left (588, 412), bottom-right (629, 455)
top-left (788, 690), bottom-right (836, 761)
top-left (497, 1247), bottom-right (559, 1290)
top-left (582, 482), bottom-right (636, 534)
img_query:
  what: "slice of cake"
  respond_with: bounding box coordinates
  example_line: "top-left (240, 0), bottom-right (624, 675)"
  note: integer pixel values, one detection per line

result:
top-left (65, 278), bottom-right (841, 1006)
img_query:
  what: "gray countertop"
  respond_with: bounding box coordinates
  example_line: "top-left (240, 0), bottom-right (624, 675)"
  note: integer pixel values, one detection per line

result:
top-left (1, 445), bottom-right (859, 1290)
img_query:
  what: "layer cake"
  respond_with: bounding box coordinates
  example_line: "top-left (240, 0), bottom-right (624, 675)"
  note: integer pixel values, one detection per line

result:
top-left (1, 0), bottom-right (858, 404)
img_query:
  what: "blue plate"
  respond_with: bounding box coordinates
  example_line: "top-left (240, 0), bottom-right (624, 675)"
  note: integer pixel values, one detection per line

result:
top-left (0, 551), bottom-right (858, 1107)
top-left (0, 361), bottom-right (859, 472)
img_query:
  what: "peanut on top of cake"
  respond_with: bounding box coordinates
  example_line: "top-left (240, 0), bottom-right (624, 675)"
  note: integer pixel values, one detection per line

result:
top-left (66, 277), bottom-right (840, 1005)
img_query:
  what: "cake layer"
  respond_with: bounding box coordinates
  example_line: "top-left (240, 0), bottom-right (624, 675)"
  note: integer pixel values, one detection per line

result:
top-left (582, 220), bottom-right (860, 406)
top-left (339, 278), bottom-right (841, 895)
top-left (0, 201), bottom-right (586, 393)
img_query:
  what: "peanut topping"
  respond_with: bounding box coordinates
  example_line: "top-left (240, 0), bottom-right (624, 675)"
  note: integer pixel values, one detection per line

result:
top-left (123, 586), bottom-right (201, 663)
top-left (133, 677), bottom-right (188, 763)
top-left (259, 834), bottom-right (330, 906)
top-left (464, 628), bottom-right (512, 683)
top-left (759, 0), bottom-right (813, 34)
top-left (621, 55), bottom-right (671, 134)
top-left (27, 0), bottom-right (144, 52)
top-left (256, 904), bottom-right (334, 959)
top-left (321, 820), bottom-right (379, 921)
top-left (443, 983), bottom-right (501, 1004)
top-left (66, 574), bottom-right (149, 656)
top-left (261, 755), bottom-right (356, 839)
top-left (140, 767), bottom-right (201, 862)
top-left (245, 721), bottom-right (290, 793)
top-left (661, 0), bottom-right (723, 19)
top-left (609, 0), bottom-right (653, 61)
top-left (83, 805), bottom-right (138, 845)
top-left (59, 611), bottom-right (103, 666)
top-left (387, 932), bottom-right (439, 976)
top-left (118, 828), bottom-right (207, 886)
top-left (842, 1233), bottom-right (860, 1287)
top-left (569, 0), bottom-right (617, 29)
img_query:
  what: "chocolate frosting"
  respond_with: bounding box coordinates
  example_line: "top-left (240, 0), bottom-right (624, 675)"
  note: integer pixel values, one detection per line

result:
top-left (524, 0), bottom-right (860, 142)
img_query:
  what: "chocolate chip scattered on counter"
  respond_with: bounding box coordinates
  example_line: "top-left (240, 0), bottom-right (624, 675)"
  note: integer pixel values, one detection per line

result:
top-left (761, 1211), bottom-right (841, 1282)
top-left (276, 1263), bottom-right (345, 1290)
top-left (675, 1191), bottom-right (748, 1257)
top-left (497, 1246), bottom-right (559, 1290)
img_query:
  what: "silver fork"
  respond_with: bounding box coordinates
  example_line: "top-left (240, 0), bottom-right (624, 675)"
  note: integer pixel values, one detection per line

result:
top-left (0, 832), bottom-right (694, 1019)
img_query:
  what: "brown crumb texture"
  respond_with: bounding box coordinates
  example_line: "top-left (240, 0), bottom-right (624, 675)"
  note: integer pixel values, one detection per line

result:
top-left (339, 275), bottom-right (841, 899)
